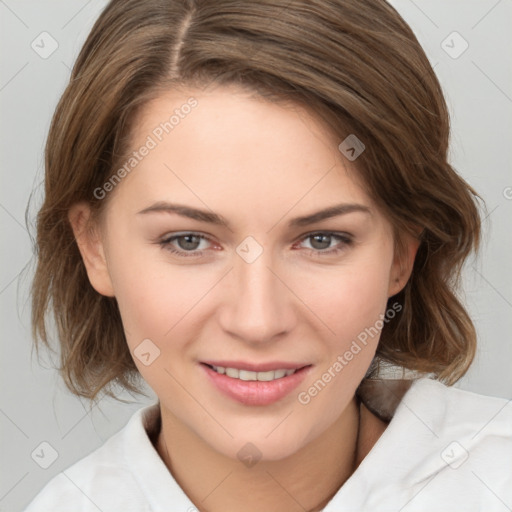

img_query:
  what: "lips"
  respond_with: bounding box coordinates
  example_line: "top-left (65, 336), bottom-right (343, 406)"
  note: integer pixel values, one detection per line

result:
top-left (200, 361), bottom-right (312, 406)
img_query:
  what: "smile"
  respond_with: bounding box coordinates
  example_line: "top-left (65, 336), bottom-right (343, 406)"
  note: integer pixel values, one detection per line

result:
top-left (207, 365), bottom-right (297, 381)
top-left (201, 362), bottom-right (312, 406)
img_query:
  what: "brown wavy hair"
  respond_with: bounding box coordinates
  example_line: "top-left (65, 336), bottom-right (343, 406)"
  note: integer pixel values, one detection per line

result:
top-left (30, 0), bottom-right (482, 402)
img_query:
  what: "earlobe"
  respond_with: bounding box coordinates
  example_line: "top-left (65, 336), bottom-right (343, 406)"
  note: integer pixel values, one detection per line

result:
top-left (388, 232), bottom-right (421, 297)
top-left (68, 202), bottom-right (115, 297)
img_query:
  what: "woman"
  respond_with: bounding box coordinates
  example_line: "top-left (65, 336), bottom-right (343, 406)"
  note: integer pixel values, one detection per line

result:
top-left (25, 0), bottom-right (512, 510)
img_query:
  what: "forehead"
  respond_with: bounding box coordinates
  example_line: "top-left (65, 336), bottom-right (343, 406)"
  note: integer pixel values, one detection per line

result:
top-left (106, 84), bottom-right (374, 222)
top-left (133, 84), bottom-right (339, 157)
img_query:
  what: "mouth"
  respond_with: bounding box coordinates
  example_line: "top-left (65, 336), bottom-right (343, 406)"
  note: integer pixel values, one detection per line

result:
top-left (204, 364), bottom-right (301, 382)
top-left (200, 361), bottom-right (312, 406)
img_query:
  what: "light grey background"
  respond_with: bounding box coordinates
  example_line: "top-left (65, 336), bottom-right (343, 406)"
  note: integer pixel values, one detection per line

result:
top-left (1, 1), bottom-right (511, 510)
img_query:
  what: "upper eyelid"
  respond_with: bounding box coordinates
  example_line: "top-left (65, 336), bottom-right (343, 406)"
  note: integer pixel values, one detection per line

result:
top-left (160, 231), bottom-right (352, 248)
top-left (160, 230), bottom-right (352, 239)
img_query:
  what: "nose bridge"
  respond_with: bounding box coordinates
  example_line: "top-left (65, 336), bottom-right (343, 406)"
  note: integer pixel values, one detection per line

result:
top-left (220, 241), bottom-right (292, 343)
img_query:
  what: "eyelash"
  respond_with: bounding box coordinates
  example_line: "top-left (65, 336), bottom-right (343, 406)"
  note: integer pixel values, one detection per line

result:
top-left (158, 231), bottom-right (353, 259)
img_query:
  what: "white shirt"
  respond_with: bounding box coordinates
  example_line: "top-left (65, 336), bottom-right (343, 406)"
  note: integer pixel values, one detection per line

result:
top-left (23, 377), bottom-right (512, 511)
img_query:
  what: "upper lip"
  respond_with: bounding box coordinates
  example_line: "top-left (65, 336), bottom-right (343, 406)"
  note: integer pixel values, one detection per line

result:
top-left (201, 360), bottom-right (311, 372)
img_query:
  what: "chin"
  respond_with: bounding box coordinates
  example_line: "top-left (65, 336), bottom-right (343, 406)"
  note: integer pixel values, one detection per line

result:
top-left (201, 417), bottom-right (320, 464)
top-left (215, 434), bottom-right (307, 464)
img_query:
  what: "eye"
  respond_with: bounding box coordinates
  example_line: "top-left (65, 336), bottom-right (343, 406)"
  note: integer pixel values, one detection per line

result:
top-left (158, 231), bottom-right (353, 259)
top-left (159, 232), bottom-right (213, 257)
top-left (295, 232), bottom-right (353, 256)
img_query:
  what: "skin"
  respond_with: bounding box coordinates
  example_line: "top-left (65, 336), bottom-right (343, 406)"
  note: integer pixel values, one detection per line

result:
top-left (69, 83), bottom-right (418, 512)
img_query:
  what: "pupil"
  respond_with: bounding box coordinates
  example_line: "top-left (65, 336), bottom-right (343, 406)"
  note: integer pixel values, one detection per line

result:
top-left (311, 234), bottom-right (331, 250)
top-left (179, 235), bottom-right (200, 250)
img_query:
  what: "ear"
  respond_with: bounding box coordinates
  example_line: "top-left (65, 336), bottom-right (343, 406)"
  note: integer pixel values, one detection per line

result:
top-left (68, 202), bottom-right (115, 297)
top-left (388, 230), bottom-right (421, 297)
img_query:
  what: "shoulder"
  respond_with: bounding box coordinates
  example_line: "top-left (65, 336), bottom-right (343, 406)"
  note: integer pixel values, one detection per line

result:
top-left (390, 378), bottom-right (512, 507)
top-left (23, 404), bottom-right (159, 512)
top-left (334, 377), bottom-right (512, 511)
top-left (396, 377), bottom-right (512, 469)
top-left (406, 377), bottom-right (512, 438)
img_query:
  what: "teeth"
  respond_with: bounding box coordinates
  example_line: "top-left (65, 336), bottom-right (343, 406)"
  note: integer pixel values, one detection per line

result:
top-left (211, 366), bottom-right (297, 381)
top-left (239, 370), bottom-right (257, 381)
top-left (225, 367), bottom-right (238, 378)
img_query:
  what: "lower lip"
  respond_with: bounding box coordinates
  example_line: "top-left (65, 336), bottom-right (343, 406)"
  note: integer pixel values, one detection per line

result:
top-left (201, 364), bottom-right (312, 406)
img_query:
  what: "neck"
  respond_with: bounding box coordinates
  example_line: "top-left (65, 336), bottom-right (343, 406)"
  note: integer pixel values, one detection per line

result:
top-left (155, 395), bottom-right (374, 512)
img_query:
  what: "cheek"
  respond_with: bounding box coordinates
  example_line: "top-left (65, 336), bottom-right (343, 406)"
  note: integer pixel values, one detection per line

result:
top-left (107, 247), bottom-right (214, 394)
top-left (299, 256), bottom-right (393, 346)
top-left (105, 241), bottom-right (205, 350)
top-left (293, 257), bottom-right (393, 435)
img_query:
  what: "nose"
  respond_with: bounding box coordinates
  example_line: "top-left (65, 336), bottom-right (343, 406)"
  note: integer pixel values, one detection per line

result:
top-left (218, 245), bottom-right (296, 345)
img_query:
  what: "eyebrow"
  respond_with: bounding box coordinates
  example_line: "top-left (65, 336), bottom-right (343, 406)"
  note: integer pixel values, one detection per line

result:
top-left (137, 201), bottom-right (371, 229)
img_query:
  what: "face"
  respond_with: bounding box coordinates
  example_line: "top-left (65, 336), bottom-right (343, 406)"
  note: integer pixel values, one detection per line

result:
top-left (72, 84), bottom-right (415, 461)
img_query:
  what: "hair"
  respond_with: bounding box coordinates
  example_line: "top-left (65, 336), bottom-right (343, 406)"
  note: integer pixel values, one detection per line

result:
top-left (30, 0), bottom-right (482, 402)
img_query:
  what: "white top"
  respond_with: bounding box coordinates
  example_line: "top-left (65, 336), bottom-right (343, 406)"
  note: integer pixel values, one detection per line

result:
top-left (23, 377), bottom-right (512, 511)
